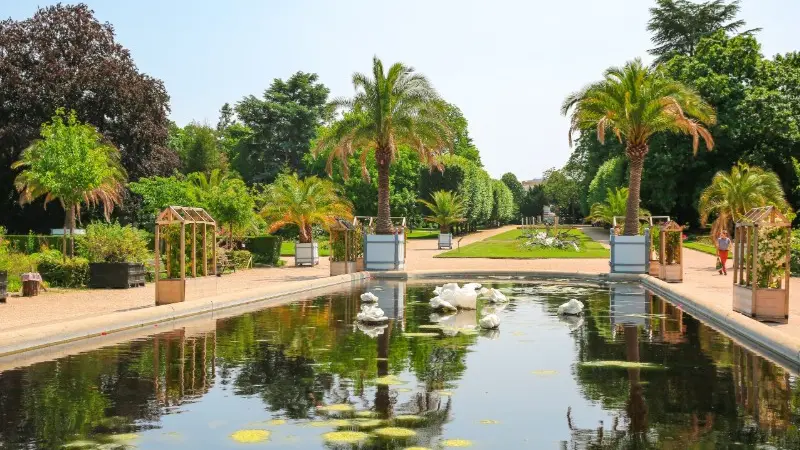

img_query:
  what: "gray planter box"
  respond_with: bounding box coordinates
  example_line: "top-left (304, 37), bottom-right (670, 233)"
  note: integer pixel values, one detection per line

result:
top-left (330, 261), bottom-right (356, 276)
top-left (438, 233), bottom-right (452, 250)
top-left (610, 283), bottom-right (650, 330)
top-left (364, 233), bottom-right (405, 271)
top-left (295, 242), bottom-right (319, 266)
top-left (610, 230), bottom-right (650, 274)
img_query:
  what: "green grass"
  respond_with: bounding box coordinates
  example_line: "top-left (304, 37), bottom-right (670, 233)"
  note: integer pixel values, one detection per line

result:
top-left (684, 241), bottom-right (717, 255)
top-left (407, 229), bottom-right (439, 239)
top-left (280, 240), bottom-right (330, 257)
top-left (436, 228), bottom-right (609, 259)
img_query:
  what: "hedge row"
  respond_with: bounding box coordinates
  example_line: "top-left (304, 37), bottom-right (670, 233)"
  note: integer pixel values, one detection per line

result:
top-left (243, 235), bottom-right (283, 265)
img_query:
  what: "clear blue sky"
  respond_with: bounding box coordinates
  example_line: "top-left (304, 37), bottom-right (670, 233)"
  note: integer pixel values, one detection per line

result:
top-left (6, 1), bottom-right (798, 180)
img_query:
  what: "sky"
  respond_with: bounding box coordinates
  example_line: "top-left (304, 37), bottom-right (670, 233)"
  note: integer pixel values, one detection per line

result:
top-left (5, 0), bottom-right (799, 181)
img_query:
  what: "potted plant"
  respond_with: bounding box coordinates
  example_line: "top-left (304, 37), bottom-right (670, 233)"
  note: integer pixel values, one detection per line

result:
top-left (658, 221), bottom-right (684, 282)
top-left (418, 191), bottom-right (466, 250)
top-left (564, 59), bottom-right (715, 274)
top-left (315, 57), bottom-right (454, 270)
top-left (82, 222), bottom-right (149, 289)
top-left (260, 173), bottom-right (352, 267)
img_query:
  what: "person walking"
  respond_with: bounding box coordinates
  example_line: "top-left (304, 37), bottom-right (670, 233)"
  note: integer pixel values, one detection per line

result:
top-left (717, 230), bottom-right (731, 275)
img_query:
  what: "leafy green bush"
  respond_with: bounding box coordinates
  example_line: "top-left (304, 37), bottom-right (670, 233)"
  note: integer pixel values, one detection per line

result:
top-left (80, 222), bottom-right (150, 263)
top-left (243, 235), bottom-right (283, 265)
top-left (790, 229), bottom-right (800, 276)
top-left (3, 234), bottom-right (65, 254)
top-left (229, 250), bottom-right (253, 270)
top-left (37, 250), bottom-right (89, 288)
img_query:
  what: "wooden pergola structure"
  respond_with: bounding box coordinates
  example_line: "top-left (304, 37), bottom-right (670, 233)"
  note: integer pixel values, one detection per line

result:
top-left (155, 206), bottom-right (217, 305)
top-left (658, 220), bottom-right (684, 283)
top-left (732, 206), bottom-right (791, 322)
top-left (329, 218), bottom-right (360, 276)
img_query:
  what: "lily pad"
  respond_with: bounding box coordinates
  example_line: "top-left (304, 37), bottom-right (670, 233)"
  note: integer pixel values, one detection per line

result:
top-left (374, 375), bottom-right (408, 386)
top-left (230, 429), bottom-right (271, 443)
top-left (417, 324), bottom-right (442, 329)
top-left (403, 332), bottom-right (439, 338)
top-left (579, 361), bottom-right (666, 370)
top-left (62, 441), bottom-right (98, 449)
top-left (374, 427), bottom-right (417, 439)
top-left (353, 357), bottom-right (365, 361)
top-left (436, 391), bottom-right (453, 397)
top-left (531, 370), bottom-right (558, 376)
top-left (479, 419), bottom-right (500, 424)
top-left (308, 419), bottom-right (352, 428)
top-left (108, 434), bottom-right (138, 442)
top-left (268, 419), bottom-right (287, 425)
top-left (395, 388), bottom-right (413, 393)
top-left (322, 431), bottom-right (371, 444)
top-left (317, 404), bottom-right (355, 413)
top-left (403, 447), bottom-right (432, 450)
top-left (394, 415), bottom-right (425, 425)
top-left (442, 439), bottom-right (474, 447)
top-left (349, 419), bottom-right (384, 430)
top-left (354, 411), bottom-right (379, 418)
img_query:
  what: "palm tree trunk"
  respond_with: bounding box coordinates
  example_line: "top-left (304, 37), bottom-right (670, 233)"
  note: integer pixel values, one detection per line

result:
top-left (375, 148), bottom-right (392, 235)
top-left (624, 145), bottom-right (648, 236)
top-left (624, 325), bottom-right (648, 434)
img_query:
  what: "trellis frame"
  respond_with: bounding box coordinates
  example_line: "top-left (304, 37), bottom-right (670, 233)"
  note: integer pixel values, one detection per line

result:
top-left (658, 220), bottom-right (684, 282)
top-left (329, 218), bottom-right (361, 275)
top-left (154, 206), bottom-right (217, 305)
top-left (732, 206), bottom-right (791, 322)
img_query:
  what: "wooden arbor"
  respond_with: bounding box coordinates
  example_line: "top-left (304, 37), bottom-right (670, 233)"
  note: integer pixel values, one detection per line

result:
top-left (658, 220), bottom-right (684, 283)
top-left (155, 206), bottom-right (217, 305)
top-left (329, 218), bottom-right (362, 276)
top-left (732, 206), bottom-right (791, 322)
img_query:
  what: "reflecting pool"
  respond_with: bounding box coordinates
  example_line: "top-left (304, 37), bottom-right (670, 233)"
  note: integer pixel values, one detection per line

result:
top-left (1, 280), bottom-right (799, 449)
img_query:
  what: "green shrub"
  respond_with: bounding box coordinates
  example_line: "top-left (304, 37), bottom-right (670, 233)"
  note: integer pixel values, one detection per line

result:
top-left (791, 229), bottom-right (800, 276)
top-left (80, 222), bottom-right (150, 263)
top-left (4, 234), bottom-right (65, 254)
top-left (243, 235), bottom-right (283, 265)
top-left (229, 250), bottom-right (253, 270)
top-left (37, 250), bottom-right (89, 288)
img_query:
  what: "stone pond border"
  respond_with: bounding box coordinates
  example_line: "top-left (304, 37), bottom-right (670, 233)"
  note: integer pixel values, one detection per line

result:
top-left (2, 269), bottom-right (799, 375)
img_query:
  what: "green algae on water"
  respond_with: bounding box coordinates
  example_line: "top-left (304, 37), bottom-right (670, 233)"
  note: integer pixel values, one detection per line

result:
top-left (230, 429), bottom-right (271, 443)
top-left (403, 332), bottom-right (440, 338)
top-left (349, 418), bottom-right (384, 430)
top-left (579, 361), bottom-right (666, 370)
top-left (268, 419), bottom-right (287, 425)
top-left (442, 439), bottom-right (474, 447)
top-left (479, 419), bottom-right (500, 424)
top-left (394, 415), bottom-right (425, 426)
top-left (374, 427), bottom-right (417, 439)
top-left (417, 324), bottom-right (442, 329)
top-left (308, 419), bottom-right (352, 428)
top-left (317, 404), bottom-right (355, 413)
top-left (531, 370), bottom-right (558, 376)
top-left (322, 431), bottom-right (371, 444)
top-left (355, 411), bottom-right (379, 418)
top-left (373, 375), bottom-right (408, 386)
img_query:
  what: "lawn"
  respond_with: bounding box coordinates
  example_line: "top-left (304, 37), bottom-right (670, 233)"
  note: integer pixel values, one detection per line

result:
top-left (407, 229), bottom-right (439, 239)
top-left (280, 240), bottom-right (330, 257)
top-left (684, 241), bottom-right (717, 256)
top-left (436, 228), bottom-right (609, 259)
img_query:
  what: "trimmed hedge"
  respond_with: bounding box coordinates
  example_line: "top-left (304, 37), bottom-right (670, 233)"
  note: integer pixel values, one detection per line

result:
top-left (37, 251), bottom-right (90, 288)
top-left (243, 235), bottom-right (283, 265)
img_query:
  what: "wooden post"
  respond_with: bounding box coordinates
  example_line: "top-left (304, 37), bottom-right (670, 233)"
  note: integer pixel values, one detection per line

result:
top-left (751, 225), bottom-right (759, 305)
top-left (212, 225), bottom-right (217, 275)
top-left (202, 224), bottom-right (208, 277)
top-left (180, 223), bottom-right (186, 281)
top-left (733, 228), bottom-right (739, 284)
top-left (784, 227), bottom-right (791, 313)
top-left (165, 230), bottom-right (171, 279)
top-left (192, 223), bottom-right (197, 278)
top-left (154, 224), bottom-right (161, 302)
top-left (659, 229), bottom-right (665, 266)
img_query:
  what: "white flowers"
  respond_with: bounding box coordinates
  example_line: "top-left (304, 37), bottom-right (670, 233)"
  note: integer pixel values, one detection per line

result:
top-left (360, 292), bottom-right (379, 303)
top-left (356, 304), bottom-right (388, 323)
top-left (557, 299), bottom-right (584, 316)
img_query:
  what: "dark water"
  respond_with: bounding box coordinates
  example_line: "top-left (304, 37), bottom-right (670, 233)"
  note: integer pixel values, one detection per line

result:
top-left (0, 281), bottom-right (798, 449)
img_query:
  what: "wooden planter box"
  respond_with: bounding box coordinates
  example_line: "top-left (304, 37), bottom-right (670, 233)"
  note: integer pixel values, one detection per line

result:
top-left (659, 263), bottom-right (683, 283)
top-left (364, 233), bottom-right (405, 271)
top-left (438, 233), bottom-right (453, 250)
top-left (649, 260), bottom-right (660, 278)
top-left (89, 262), bottom-right (146, 289)
top-left (355, 258), bottom-right (364, 272)
top-left (0, 270), bottom-right (7, 303)
top-left (295, 242), bottom-right (319, 266)
top-left (733, 284), bottom-right (788, 322)
top-left (156, 277), bottom-right (220, 306)
top-left (330, 261), bottom-right (356, 276)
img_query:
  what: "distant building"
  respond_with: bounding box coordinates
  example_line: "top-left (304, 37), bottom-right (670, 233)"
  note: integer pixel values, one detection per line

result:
top-left (520, 178), bottom-right (542, 191)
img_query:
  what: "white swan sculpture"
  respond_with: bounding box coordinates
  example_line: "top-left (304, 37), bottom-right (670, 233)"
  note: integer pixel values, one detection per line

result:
top-left (431, 282), bottom-right (481, 310)
top-left (360, 292), bottom-right (379, 303)
top-left (430, 296), bottom-right (457, 312)
top-left (356, 304), bottom-right (388, 323)
top-left (479, 287), bottom-right (508, 303)
top-left (479, 313), bottom-right (500, 330)
top-left (557, 299), bottom-right (585, 316)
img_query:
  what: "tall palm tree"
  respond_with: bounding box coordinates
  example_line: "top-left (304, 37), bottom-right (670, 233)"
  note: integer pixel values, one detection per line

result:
top-left (418, 190), bottom-right (467, 233)
top-left (588, 187), bottom-right (650, 227)
top-left (314, 56), bottom-right (452, 234)
top-left (562, 59), bottom-right (716, 236)
top-left (260, 173), bottom-right (352, 243)
top-left (12, 109), bottom-right (126, 257)
top-left (698, 163), bottom-right (788, 235)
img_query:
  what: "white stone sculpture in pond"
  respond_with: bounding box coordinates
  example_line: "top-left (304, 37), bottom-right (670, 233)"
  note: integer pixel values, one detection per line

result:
top-left (557, 298), bottom-right (585, 316)
top-left (360, 292), bottom-right (379, 303)
top-left (357, 304), bottom-right (388, 323)
top-left (431, 282), bottom-right (481, 310)
top-left (430, 296), bottom-right (457, 312)
top-left (479, 313), bottom-right (500, 330)
top-left (479, 287), bottom-right (509, 303)
top-left (356, 322), bottom-right (388, 338)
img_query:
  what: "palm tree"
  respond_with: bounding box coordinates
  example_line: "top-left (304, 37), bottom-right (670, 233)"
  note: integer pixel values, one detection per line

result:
top-left (260, 173), bottom-right (352, 243)
top-left (588, 187), bottom-right (650, 227)
top-left (562, 59), bottom-right (716, 236)
top-left (418, 191), bottom-right (467, 234)
top-left (314, 56), bottom-right (452, 234)
top-left (698, 163), bottom-right (788, 236)
top-left (12, 109), bottom-right (126, 257)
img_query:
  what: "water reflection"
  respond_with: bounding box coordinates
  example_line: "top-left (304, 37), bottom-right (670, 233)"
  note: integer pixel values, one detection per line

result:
top-left (0, 282), bottom-right (797, 449)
